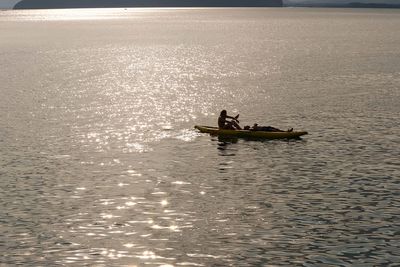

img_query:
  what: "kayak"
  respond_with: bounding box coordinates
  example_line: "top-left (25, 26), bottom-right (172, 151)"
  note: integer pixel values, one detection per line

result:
top-left (194, 125), bottom-right (308, 139)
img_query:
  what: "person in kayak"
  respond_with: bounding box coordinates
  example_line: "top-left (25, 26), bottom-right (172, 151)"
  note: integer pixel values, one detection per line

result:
top-left (244, 123), bottom-right (293, 132)
top-left (218, 110), bottom-right (242, 130)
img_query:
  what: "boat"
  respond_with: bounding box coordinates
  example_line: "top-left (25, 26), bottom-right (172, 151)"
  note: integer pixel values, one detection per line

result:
top-left (194, 125), bottom-right (308, 139)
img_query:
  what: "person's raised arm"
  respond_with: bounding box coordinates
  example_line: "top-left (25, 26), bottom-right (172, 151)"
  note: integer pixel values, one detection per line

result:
top-left (226, 114), bottom-right (240, 122)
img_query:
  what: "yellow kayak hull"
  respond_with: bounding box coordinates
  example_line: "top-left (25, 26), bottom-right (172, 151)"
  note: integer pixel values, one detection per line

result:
top-left (194, 125), bottom-right (308, 139)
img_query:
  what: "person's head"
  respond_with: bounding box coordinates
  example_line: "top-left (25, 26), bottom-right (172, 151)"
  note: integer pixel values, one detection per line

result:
top-left (220, 110), bottom-right (227, 117)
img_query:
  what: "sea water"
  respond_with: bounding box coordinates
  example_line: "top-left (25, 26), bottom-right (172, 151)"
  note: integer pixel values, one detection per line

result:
top-left (1, 8), bottom-right (399, 266)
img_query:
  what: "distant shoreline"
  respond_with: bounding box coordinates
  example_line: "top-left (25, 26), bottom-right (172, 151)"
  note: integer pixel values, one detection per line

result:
top-left (10, 6), bottom-right (400, 10)
top-left (283, 3), bottom-right (400, 9)
top-left (7, 2), bottom-right (400, 10)
top-left (13, 0), bottom-right (284, 9)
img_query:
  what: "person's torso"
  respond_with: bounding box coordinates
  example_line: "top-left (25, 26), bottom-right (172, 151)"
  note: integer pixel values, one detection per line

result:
top-left (218, 116), bottom-right (226, 127)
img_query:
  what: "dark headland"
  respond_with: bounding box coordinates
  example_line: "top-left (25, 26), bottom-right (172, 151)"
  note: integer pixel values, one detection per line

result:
top-left (14, 0), bottom-right (283, 9)
top-left (285, 1), bottom-right (400, 8)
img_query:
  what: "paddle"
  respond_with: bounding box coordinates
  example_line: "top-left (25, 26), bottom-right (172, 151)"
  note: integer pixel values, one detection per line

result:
top-left (233, 114), bottom-right (240, 123)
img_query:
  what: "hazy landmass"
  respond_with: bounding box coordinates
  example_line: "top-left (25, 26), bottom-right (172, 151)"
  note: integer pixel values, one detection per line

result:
top-left (347, 2), bottom-right (400, 8)
top-left (14, 0), bottom-right (283, 9)
top-left (11, 0), bottom-right (400, 9)
top-left (285, 1), bottom-right (400, 8)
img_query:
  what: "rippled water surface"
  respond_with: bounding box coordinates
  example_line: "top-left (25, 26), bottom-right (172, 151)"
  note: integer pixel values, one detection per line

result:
top-left (1, 8), bottom-right (400, 266)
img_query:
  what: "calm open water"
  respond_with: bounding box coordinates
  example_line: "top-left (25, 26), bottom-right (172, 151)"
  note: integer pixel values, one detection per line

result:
top-left (1, 7), bottom-right (399, 266)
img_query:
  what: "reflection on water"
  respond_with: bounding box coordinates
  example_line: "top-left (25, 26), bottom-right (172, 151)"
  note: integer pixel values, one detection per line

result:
top-left (0, 8), bottom-right (173, 21)
top-left (1, 7), bottom-right (400, 267)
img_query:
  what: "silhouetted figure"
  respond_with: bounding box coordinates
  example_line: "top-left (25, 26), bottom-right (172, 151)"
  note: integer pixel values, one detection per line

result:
top-left (218, 110), bottom-right (242, 130)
